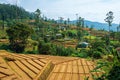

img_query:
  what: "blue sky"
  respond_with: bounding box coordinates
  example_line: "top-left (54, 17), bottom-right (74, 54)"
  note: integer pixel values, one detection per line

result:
top-left (0, 0), bottom-right (120, 23)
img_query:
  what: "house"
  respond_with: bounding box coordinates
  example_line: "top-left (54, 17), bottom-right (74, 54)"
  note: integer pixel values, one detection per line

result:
top-left (76, 42), bottom-right (89, 49)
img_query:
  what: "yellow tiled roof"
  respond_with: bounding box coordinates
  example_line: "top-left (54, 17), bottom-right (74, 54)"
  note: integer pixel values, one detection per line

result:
top-left (47, 59), bottom-right (99, 80)
top-left (0, 50), bottom-right (101, 80)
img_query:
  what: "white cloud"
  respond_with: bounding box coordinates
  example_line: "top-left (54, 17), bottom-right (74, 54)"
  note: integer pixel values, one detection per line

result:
top-left (1, 0), bottom-right (120, 23)
top-left (40, 0), bottom-right (120, 23)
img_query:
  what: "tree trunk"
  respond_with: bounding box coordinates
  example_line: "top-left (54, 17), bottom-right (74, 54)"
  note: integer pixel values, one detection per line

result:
top-left (2, 16), bottom-right (5, 30)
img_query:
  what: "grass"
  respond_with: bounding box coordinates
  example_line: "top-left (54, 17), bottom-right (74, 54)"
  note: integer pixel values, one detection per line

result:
top-left (0, 29), bottom-right (7, 39)
top-left (84, 35), bottom-right (96, 40)
top-left (67, 30), bottom-right (77, 34)
top-left (110, 40), bottom-right (119, 43)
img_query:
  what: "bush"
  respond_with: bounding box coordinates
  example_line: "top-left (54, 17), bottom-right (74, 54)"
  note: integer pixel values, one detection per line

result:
top-left (89, 40), bottom-right (107, 59)
top-left (38, 41), bottom-right (51, 55)
top-left (77, 49), bottom-right (89, 58)
top-left (38, 41), bottom-right (75, 56)
top-left (67, 31), bottom-right (77, 38)
top-left (77, 52), bottom-right (88, 58)
top-left (0, 43), bottom-right (10, 50)
top-left (97, 47), bottom-right (106, 54)
top-left (96, 62), bottom-right (120, 80)
top-left (9, 43), bottom-right (26, 53)
top-left (0, 29), bottom-right (7, 39)
top-left (88, 49), bottom-right (102, 59)
top-left (107, 64), bottom-right (120, 80)
top-left (111, 42), bottom-right (120, 48)
top-left (44, 37), bottom-right (49, 43)
top-left (57, 46), bottom-right (75, 56)
top-left (50, 35), bottom-right (55, 40)
top-left (92, 51), bottom-right (102, 59)
top-left (91, 40), bottom-right (105, 49)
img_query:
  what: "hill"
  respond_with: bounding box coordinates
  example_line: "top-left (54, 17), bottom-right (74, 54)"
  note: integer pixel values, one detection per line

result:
top-left (70, 20), bottom-right (118, 31)
top-left (84, 20), bottom-right (118, 31)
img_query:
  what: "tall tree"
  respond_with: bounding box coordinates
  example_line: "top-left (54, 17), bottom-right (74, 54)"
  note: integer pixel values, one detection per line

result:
top-left (81, 18), bottom-right (84, 28)
top-left (59, 17), bottom-right (64, 24)
top-left (0, 4), bottom-right (32, 20)
top-left (0, 7), bottom-right (5, 29)
top-left (35, 9), bottom-right (41, 24)
top-left (76, 16), bottom-right (84, 42)
top-left (117, 24), bottom-right (120, 42)
top-left (77, 17), bottom-right (82, 29)
top-left (34, 9), bottom-right (44, 39)
top-left (67, 18), bottom-right (70, 25)
top-left (6, 22), bottom-right (33, 53)
top-left (0, 3), bottom-right (33, 29)
top-left (104, 11), bottom-right (114, 45)
top-left (104, 11), bottom-right (114, 32)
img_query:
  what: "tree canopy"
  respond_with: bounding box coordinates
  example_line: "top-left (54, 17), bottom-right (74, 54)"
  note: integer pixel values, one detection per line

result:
top-left (6, 22), bottom-right (33, 53)
top-left (0, 3), bottom-right (34, 21)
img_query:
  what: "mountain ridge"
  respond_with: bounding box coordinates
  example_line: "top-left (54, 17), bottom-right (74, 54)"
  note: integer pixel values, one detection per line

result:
top-left (70, 20), bottom-right (118, 31)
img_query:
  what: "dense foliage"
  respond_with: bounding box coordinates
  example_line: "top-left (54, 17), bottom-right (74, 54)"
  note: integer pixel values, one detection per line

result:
top-left (38, 41), bottom-right (75, 56)
top-left (0, 4), bottom-right (120, 80)
top-left (6, 22), bottom-right (33, 52)
top-left (0, 3), bottom-right (34, 21)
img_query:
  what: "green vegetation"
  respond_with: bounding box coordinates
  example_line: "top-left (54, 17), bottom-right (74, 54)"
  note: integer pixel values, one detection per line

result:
top-left (0, 3), bottom-right (33, 20)
top-left (0, 29), bottom-right (7, 39)
top-left (38, 41), bottom-right (75, 56)
top-left (0, 3), bottom-right (120, 80)
top-left (92, 48), bottom-right (120, 80)
top-left (6, 22), bottom-right (33, 53)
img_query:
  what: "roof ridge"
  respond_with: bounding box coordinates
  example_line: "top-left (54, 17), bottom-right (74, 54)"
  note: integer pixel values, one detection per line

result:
top-left (34, 60), bottom-right (54, 80)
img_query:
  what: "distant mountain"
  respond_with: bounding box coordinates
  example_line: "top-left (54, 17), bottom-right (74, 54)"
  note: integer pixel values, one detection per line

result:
top-left (70, 20), bottom-right (118, 31)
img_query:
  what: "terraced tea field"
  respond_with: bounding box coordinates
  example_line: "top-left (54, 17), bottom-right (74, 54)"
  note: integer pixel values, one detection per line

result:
top-left (0, 50), bottom-right (101, 80)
